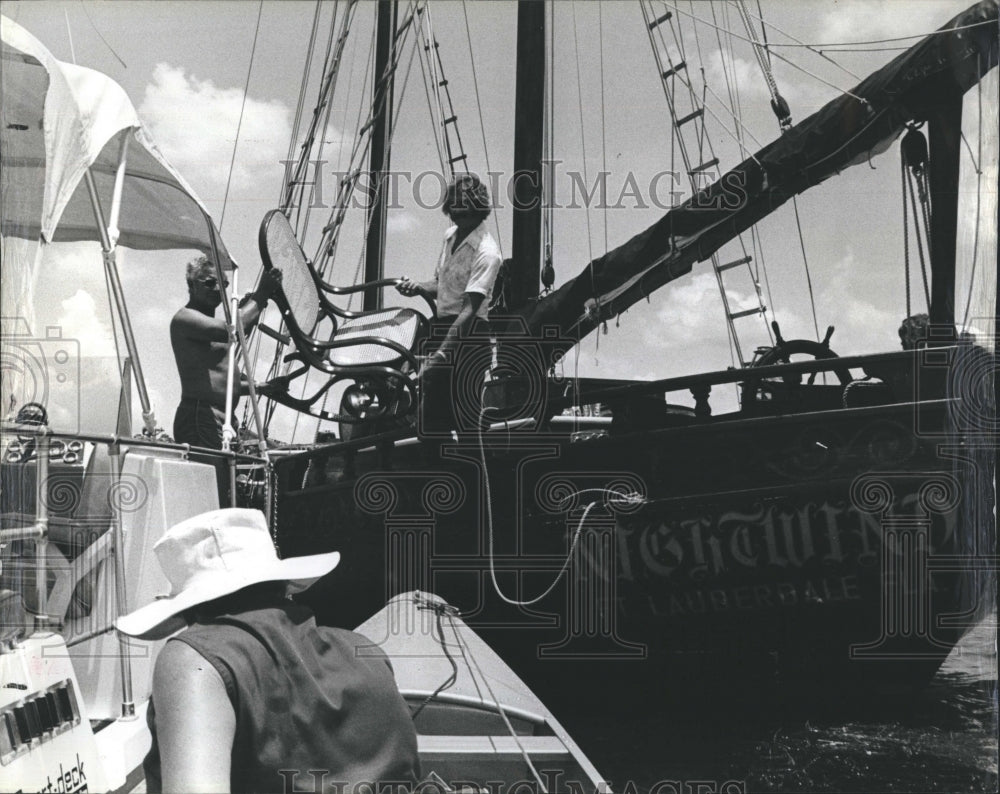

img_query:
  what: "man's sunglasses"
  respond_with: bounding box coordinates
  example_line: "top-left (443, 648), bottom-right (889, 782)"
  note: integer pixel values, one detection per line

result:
top-left (197, 277), bottom-right (229, 289)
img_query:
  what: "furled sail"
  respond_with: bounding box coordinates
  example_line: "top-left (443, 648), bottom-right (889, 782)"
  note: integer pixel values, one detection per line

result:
top-left (518, 0), bottom-right (998, 346)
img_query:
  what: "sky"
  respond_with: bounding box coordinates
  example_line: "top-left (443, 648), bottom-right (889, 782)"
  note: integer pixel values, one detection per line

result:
top-left (2, 0), bottom-right (997, 443)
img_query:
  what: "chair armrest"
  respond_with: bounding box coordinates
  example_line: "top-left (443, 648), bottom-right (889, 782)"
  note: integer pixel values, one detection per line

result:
top-left (320, 278), bottom-right (437, 319)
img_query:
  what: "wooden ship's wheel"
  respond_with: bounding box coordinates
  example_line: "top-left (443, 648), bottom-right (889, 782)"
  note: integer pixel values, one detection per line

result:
top-left (742, 322), bottom-right (853, 408)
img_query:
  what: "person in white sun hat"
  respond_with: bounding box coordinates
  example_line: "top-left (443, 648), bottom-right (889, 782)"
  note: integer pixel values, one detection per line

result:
top-left (115, 508), bottom-right (419, 793)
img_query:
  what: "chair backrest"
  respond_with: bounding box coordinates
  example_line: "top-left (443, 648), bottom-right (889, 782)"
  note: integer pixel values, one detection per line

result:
top-left (259, 209), bottom-right (324, 335)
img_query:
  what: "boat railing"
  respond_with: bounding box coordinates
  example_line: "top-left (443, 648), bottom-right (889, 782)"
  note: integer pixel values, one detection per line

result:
top-left (2, 422), bottom-right (270, 512)
top-left (0, 421), bottom-right (268, 723)
top-left (0, 423), bottom-right (269, 465)
top-left (270, 345), bottom-right (973, 478)
top-left (546, 347), bottom-right (959, 417)
top-left (1, 424), bottom-right (268, 612)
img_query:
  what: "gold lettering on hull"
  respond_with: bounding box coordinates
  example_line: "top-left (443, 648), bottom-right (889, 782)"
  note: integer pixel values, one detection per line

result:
top-left (658, 575), bottom-right (863, 617)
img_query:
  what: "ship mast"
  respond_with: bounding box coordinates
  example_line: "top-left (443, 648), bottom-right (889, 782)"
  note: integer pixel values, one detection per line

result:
top-left (927, 95), bottom-right (963, 333)
top-left (508, 1), bottom-right (546, 311)
top-left (364, 0), bottom-right (397, 310)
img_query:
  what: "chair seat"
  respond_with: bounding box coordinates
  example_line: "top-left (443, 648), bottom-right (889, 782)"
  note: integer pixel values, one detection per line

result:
top-left (328, 308), bottom-right (423, 367)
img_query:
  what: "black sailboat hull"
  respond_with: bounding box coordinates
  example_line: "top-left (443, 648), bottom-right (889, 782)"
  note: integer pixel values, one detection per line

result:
top-left (275, 349), bottom-right (995, 704)
top-left (266, 4), bottom-right (998, 708)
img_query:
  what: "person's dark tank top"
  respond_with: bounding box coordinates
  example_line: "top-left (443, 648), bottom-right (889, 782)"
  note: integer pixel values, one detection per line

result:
top-left (144, 595), bottom-right (420, 793)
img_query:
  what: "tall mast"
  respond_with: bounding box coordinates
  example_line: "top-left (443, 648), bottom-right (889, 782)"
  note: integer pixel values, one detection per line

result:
top-left (509, 1), bottom-right (546, 311)
top-left (364, 0), bottom-right (397, 310)
top-left (927, 94), bottom-right (963, 333)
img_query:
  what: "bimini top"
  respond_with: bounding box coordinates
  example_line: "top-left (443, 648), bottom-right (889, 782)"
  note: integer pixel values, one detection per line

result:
top-left (0, 14), bottom-right (233, 263)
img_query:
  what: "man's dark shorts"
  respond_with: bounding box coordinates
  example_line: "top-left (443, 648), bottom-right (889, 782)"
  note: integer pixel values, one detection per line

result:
top-left (173, 397), bottom-right (234, 504)
top-left (173, 397), bottom-right (230, 449)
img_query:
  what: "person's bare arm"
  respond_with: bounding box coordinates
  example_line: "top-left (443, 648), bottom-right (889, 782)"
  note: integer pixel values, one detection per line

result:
top-left (430, 291), bottom-right (484, 363)
top-left (153, 639), bottom-right (236, 793)
top-left (395, 276), bottom-right (437, 299)
top-left (235, 269), bottom-right (283, 333)
top-left (171, 309), bottom-right (234, 343)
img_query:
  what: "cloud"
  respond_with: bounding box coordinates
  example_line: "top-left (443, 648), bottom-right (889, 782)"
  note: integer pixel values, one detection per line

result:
top-left (702, 49), bottom-right (805, 109)
top-left (386, 212), bottom-right (419, 234)
top-left (651, 272), bottom-right (766, 346)
top-left (138, 63), bottom-right (299, 198)
top-left (56, 290), bottom-right (118, 358)
top-left (814, 1), bottom-right (961, 46)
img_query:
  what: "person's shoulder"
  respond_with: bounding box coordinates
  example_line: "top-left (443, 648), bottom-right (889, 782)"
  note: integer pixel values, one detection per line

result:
top-left (169, 307), bottom-right (194, 340)
top-left (155, 636), bottom-right (214, 682)
top-left (478, 229), bottom-right (502, 259)
top-left (170, 305), bottom-right (202, 328)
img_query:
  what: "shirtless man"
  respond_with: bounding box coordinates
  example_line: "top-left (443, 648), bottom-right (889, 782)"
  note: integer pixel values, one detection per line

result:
top-left (170, 256), bottom-right (282, 449)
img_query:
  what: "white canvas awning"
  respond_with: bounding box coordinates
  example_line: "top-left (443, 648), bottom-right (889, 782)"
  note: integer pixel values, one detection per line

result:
top-left (0, 14), bottom-right (233, 263)
top-left (1, 14), bottom-right (249, 438)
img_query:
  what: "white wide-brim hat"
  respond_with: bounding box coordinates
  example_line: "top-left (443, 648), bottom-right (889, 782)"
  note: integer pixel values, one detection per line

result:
top-left (115, 508), bottom-right (339, 640)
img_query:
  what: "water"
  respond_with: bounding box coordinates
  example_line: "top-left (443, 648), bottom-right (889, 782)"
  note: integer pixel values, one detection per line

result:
top-left (562, 613), bottom-right (998, 794)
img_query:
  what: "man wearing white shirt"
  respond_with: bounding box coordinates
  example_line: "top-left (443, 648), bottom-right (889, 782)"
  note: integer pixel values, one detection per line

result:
top-left (396, 174), bottom-right (501, 433)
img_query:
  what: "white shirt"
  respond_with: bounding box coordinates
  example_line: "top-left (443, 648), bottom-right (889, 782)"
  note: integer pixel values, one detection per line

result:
top-left (434, 222), bottom-right (503, 319)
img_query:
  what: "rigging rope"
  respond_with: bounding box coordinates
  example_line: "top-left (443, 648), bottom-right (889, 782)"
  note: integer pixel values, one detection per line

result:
top-left (570, 1), bottom-right (595, 271)
top-left (571, 1), bottom-right (602, 367)
top-left (460, 0), bottom-right (505, 252)
top-left (961, 75), bottom-right (984, 330)
top-left (737, 1), bottom-right (861, 81)
top-left (756, 19), bottom-right (998, 48)
top-left (260, 1), bottom-right (359, 434)
top-left (310, 17), bottom-right (377, 274)
top-left (78, 0), bottom-right (128, 69)
top-left (477, 405), bottom-right (593, 606)
top-left (219, 0), bottom-right (264, 232)
top-left (717, 2), bottom-right (775, 345)
top-left (330, 7), bottom-right (361, 218)
top-left (415, 14), bottom-right (448, 173)
top-left (345, 14), bottom-right (423, 305)
top-left (754, 0), bottom-right (771, 67)
top-left (317, 0), bottom-right (421, 427)
top-left (282, 0), bottom-right (325, 209)
top-left (541, 1), bottom-right (556, 294)
top-left (735, 1), bottom-right (815, 349)
top-left (659, 2), bottom-right (771, 366)
top-left (279, 0), bottom-right (360, 224)
top-left (447, 612), bottom-right (550, 792)
top-left (656, 4), bottom-right (766, 159)
top-left (901, 158), bottom-right (912, 321)
top-left (662, 1), bottom-right (871, 109)
top-left (792, 197), bottom-right (822, 344)
top-left (904, 134), bottom-right (934, 313)
top-left (713, 3), bottom-right (743, 151)
top-left (735, 0), bottom-right (791, 130)
top-left (444, 608), bottom-right (486, 704)
top-left (817, 46), bottom-right (912, 53)
top-left (599, 2), bottom-right (609, 262)
top-left (408, 601), bottom-right (460, 720)
top-left (297, 5), bottom-right (342, 241)
top-left (283, 4), bottom-right (346, 441)
top-left (904, 166), bottom-right (932, 311)
top-left (687, 2), bottom-right (744, 368)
